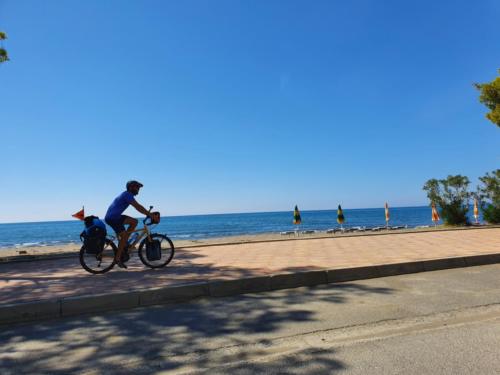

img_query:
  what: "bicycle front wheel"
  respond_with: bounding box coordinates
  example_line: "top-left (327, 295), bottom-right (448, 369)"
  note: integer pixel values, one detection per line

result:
top-left (79, 238), bottom-right (117, 274)
top-left (138, 234), bottom-right (175, 268)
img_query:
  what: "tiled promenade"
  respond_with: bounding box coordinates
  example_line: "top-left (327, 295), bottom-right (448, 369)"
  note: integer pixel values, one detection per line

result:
top-left (0, 228), bottom-right (499, 305)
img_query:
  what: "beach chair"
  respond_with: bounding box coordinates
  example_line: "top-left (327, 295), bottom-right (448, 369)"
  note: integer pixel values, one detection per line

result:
top-left (390, 225), bottom-right (405, 230)
top-left (351, 226), bottom-right (366, 232)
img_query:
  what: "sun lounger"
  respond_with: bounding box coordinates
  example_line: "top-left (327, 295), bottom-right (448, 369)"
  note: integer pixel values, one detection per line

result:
top-left (301, 230), bottom-right (315, 234)
top-left (389, 225), bottom-right (405, 230)
top-left (351, 226), bottom-right (366, 232)
top-left (280, 231), bottom-right (295, 235)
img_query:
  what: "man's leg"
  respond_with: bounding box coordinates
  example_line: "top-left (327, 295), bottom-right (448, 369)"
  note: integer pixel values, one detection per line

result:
top-left (115, 216), bottom-right (138, 264)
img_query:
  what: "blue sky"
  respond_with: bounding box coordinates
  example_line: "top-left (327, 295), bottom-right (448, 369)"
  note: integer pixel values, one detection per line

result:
top-left (1, 0), bottom-right (499, 223)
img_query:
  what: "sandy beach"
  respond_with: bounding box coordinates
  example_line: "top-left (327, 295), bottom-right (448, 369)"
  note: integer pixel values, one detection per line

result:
top-left (0, 225), bottom-right (495, 261)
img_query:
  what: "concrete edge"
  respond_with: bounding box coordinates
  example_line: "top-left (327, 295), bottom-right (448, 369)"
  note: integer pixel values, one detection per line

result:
top-left (140, 282), bottom-right (209, 306)
top-left (0, 299), bottom-right (61, 325)
top-left (1, 253), bottom-right (500, 326)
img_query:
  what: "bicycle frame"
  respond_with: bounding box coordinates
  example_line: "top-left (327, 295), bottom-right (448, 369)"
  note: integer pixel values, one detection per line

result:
top-left (126, 225), bottom-right (152, 250)
top-left (106, 206), bottom-right (157, 252)
top-left (107, 221), bottom-right (154, 251)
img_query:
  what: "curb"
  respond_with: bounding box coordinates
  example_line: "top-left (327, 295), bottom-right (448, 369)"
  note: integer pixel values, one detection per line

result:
top-left (1, 253), bottom-right (500, 326)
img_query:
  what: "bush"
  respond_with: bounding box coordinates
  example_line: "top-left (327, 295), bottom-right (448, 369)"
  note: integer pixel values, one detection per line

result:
top-left (477, 169), bottom-right (500, 224)
top-left (474, 69), bottom-right (500, 128)
top-left (423, 175), bottom-right (471, 225)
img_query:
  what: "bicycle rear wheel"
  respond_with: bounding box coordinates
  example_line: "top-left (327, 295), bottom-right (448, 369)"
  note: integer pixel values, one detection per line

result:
top-left (79, 238), bottom-right (117, 274)
top-left (138, 234), bottom-right (175, 268)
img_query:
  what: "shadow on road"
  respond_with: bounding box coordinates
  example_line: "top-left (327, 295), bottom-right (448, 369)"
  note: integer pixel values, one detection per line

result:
top-left (0, 281), bottom-right (393, 373)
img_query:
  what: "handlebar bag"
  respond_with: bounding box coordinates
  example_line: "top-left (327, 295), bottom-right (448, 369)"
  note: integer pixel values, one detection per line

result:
top-left (151, 212), bottom-right (161, 224)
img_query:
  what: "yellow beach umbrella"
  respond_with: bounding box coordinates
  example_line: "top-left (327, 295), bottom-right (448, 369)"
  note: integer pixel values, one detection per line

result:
top-left (384, 202), bottom-right (390, 227)
top-left (473, 198), bottom-right (479, 223)
top-left (293, 205), bottom-right (301, 225)
top-left (431, 203), bottom-right (440, 226)
top-left (337, 204), bottom-right (345, 228)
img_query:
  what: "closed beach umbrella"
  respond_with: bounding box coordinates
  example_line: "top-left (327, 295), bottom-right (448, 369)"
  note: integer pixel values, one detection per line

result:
top-left (293, 205), bottom-right (302, 225)
top-left (337, 205), bottom-right (345, 226)
top-left (72, 207), bottom-right (85, 221)
top-left (473, 198), bottom-right (479, 223)
top-left (384, 202), bottom-right (390, 227)
top-left (431, 203), bottom-right (440, 225)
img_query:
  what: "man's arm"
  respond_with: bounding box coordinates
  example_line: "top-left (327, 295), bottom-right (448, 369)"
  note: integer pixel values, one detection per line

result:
top-left (130, 200), bottom-right (151, 216)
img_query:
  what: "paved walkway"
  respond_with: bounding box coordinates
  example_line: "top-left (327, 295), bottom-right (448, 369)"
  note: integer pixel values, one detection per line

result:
top-left (1, 228), bottom-right (499, 305)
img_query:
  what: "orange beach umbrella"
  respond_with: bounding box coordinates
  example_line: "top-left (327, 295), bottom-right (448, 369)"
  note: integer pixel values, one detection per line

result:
top-left (431, 203), bottom-right (440, 224)
top-left (473, 198), bottom-right (479, 223)
top-left (384, 202), bottom-right (390, 224)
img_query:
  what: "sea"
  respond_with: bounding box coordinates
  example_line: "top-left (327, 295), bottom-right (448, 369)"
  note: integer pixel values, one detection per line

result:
top-left (0, 206), bottom-right (483, 249)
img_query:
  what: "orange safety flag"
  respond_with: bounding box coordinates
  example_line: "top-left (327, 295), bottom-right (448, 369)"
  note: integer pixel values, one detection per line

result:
top-left (384, 202), bottom-right (390, 223)
top-left (72, 207), bottom-right (85, 221)
top-left (473, 198), bottom-right (479, 223)
top-left (431, 203), bottom-right (440, 222)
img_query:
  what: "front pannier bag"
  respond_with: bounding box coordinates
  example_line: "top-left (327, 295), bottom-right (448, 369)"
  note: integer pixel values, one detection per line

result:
top-left (146, 239), bottom-right (162, 261)
top-left (81, 216), bottom-right (107, 254)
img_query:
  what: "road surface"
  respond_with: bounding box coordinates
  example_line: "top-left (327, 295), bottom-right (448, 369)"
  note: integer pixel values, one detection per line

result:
top-left (1, 264), bottom-right (500, 374)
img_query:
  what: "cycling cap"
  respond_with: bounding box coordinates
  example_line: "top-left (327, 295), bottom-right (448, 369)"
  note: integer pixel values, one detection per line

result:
top-left (126, 180), bottom-right (144, 189)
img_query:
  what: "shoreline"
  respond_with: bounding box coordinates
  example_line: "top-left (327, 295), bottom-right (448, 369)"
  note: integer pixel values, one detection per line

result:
top-left (0, 224), bottom-right (496, 261)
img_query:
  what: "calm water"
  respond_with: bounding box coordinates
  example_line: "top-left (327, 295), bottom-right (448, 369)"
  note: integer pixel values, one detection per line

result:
top-left (0, 206), bottom-right (483, 249)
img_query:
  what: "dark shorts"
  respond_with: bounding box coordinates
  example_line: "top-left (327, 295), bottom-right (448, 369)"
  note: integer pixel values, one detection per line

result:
top-left (105, 215), bottom-right (128, 235)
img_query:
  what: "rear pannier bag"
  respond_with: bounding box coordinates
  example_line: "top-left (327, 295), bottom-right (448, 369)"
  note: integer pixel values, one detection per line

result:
top-left (80, 216), bottom-right (107, 254)
top-left (146, 239), bottom-right (162, 261)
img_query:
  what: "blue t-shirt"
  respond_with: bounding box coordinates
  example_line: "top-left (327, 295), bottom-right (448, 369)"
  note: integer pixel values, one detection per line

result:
top-left (105, 191), bottom-right (135, 221)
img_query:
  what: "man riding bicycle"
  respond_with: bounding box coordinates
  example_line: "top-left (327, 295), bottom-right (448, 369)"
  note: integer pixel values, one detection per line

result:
top-left (105, 180), bottom-right (152, 268)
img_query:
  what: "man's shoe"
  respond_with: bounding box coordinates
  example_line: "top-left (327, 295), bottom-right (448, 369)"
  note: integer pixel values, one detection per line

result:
top-left (121, 251), bottom-right (130, 263)
top-left (116, 260), bottom-right (128, 269)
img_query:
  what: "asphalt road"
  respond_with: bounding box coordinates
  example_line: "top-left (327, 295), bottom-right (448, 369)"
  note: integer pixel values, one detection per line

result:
top-left (2, 264), bottom-right (500, 374)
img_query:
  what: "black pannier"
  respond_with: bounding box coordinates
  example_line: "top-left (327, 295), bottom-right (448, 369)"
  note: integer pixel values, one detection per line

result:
top-left (80, 216), bottom-right (107, 255)
top-left (146, 239), bottom-right (162, 261)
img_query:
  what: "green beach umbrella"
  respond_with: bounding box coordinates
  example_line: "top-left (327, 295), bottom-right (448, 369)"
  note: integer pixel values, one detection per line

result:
top-left (337, 204), bottom-right (345, 225)
top-left (293, 205), bottom-right (302, 225)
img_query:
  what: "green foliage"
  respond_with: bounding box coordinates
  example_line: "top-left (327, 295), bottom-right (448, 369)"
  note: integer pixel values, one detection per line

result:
top-left (423, 175), bottom-right (471, 225)
top-left (477, 169), bottom-right (500, 224)
top-left (0, 31), bottom-right (8, 63)
top-left (0, 48), bottom-right (8, 63)
top-left (474, 69), bottom-right (500, 127)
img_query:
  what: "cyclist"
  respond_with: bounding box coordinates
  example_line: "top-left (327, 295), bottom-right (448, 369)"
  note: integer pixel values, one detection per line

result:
top-left (105, 180), bottom-right (152, 268)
